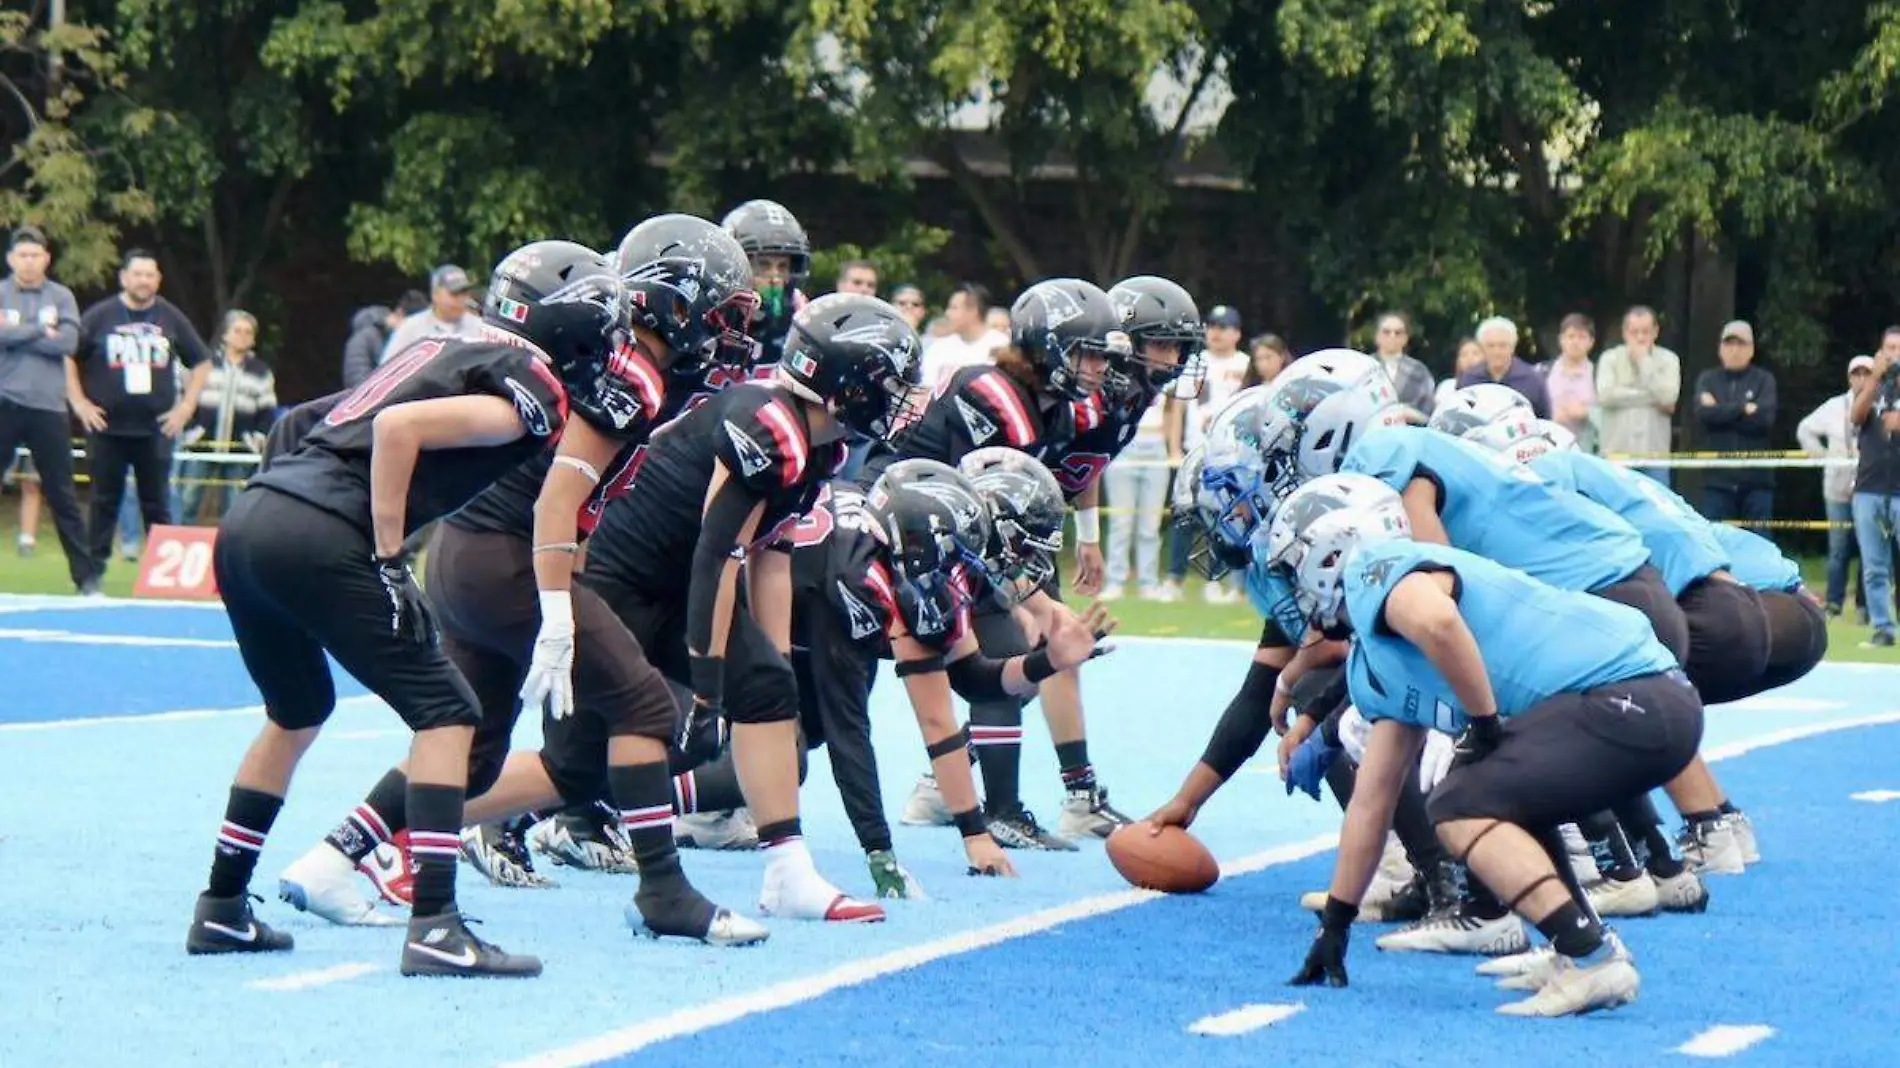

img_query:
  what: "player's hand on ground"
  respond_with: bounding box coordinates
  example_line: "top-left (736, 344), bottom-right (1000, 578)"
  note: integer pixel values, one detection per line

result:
top-left (520, 595), bottom-right (577, 720)
top-left (1144, 797), bottom-right (1199, 835)
top-left (1073, 542), bottom-right (1105, 596)
top-left (371, 553), bottom-right (438, 646)
top-left (1289, 925), bottom-right (1350, 988)
top-left (963, 834), bottom-right (1016, 877)
top-left (868, 849), bottom-right (931, 898)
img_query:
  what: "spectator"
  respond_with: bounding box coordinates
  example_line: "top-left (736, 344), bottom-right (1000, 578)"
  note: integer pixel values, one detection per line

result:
top-left (0, 225), bottom-right (89, 590)
top-left (1433, 337), bottom-right (1485, 412)
top-left (1457, 315), bottom-right (1551, 417)
top-left (1694, 319), bottom-right (1777, 523)
top-left (378, 263), bottom-right (483, 364)
top-left (1160, 304), bottom-right (1249, 603)
top-left (342, 290), bottom-right (425, 389)
top-left (1798, 354), bottom-right (1870, 619)
top-left (1546, 312), bottom-right (1600, 452)
top-left (1596, 304), bottom-right (1681, 483)
top-left (1370, 311), bottom-right (1435, 416)
top-left (1851, 327), bottom-right (1900, 647)
top-left (69, 249), bottom-right (211, 587)
top-left (1101, 376), bottom-right (1171, 602)
top-left (834, 259), bottom-right (878, 295)
top-left (984, 306), bottom-right (1012, 337)
top-left (890, 284), bottom-right (928, 332)
top-left (174, 310), bottom-right (277, 524)
top-left (1243, 333), bottom-right (1290, 388)
top-left (920, 283), bottom-right (1006, 391)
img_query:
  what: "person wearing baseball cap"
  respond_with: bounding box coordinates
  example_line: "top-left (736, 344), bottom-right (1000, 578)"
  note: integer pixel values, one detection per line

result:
top-left (1693, 319), bottom-right (1777, 524)
top-left (1, 225), bottom-right (90, 590)
top-left (1797, 355), bottom-right (1875, 619)
top-left (377, 262), bottom-right (486, 367)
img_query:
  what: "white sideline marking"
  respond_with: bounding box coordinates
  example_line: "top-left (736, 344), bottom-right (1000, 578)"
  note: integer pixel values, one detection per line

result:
top-left (1701, 709), bottom-right (1900, 762)
top-left (0, 627), bottom-right (237, 649)
top-left (0, 594), bottom-right (224, 613)
top-left (1187, 1002), bottom-right (1305, 1036)
top-left (1676, 1024), bottom-right (1776, 1057)
top-left (494, 833), bottom-right (1339, 1068)
top-left (1718, 696), bottom-right (1842, 713)
top-left (1851, 789), bottom-right (1900, 803)
top-left (247, 962), bottom-right (382, 991)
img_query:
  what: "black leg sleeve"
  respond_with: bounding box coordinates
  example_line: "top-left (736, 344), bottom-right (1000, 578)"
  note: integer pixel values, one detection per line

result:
top-left (797, 612), bottom-right (890, 853)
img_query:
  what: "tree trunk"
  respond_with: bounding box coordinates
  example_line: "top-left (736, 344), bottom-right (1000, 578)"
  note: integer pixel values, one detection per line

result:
top-left (933, 137), bottom-right (1043, 281)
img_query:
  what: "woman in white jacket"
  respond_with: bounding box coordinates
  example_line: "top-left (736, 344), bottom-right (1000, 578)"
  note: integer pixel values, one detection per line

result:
top-left (1797, 355), bottom-right (1872, 617)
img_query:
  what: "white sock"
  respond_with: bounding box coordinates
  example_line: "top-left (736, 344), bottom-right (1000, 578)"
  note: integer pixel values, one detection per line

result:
top-left (765, 836), bottom-right (813, 876)
top-left (17, 532), bottom-right (33, 546)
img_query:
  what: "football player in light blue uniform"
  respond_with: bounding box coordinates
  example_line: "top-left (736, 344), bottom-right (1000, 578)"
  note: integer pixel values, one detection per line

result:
top-left (1708, 522), bottom-right (1828, 694)
top-left (1271, 475), bottom-right (1703, 1018)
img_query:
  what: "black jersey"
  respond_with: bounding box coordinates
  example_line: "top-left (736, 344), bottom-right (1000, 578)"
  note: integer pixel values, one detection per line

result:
top-left (865, 365), bottom-right (1075, 481)
top-left (786, 482), bottom-right (973, 655)
top-left (1045, 382), bottom-right (1158, 500)
top-left (448, 345), bottom-right (668, 540)
top-left (586, 382), bottom-right (847, 594)
top-left (249, 336), bottom-right (567, 537)
top-left (259, 391), bottom-right (346, 471)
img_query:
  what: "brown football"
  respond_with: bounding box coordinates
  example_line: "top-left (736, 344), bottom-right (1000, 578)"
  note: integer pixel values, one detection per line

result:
top-left (1106, 822), bottom-right (1220, 893)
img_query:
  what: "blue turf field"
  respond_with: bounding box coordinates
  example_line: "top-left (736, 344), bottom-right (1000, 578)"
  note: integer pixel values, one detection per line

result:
top-left (2, 593), bottom-right (1897, 1068)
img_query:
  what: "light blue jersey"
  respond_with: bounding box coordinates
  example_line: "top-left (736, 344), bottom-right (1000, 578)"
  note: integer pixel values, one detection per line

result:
top-left (1343, 539), bottom-right (1678, 733)
top-left (1343, 426), bottom-right (1649, 592)
top-left (1710, 524), bottom-right (1802, 592)
top-left (1531, 451), bottom-right (1729, 596)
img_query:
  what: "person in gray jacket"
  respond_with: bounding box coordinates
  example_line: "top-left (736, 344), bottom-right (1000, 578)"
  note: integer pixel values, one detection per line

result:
top-left (1370, 311), bottom-right (1437, 417)
top-left (0, 226), bottom-right (90, 592)
top-left (340, 291), bottom-right (425, 389)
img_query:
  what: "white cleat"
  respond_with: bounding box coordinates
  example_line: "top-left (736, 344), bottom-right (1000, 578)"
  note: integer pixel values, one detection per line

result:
top-left (1585, 873), bottom-right (1660, 918)
top-left (459, 824), bottom-right (556, 888)
top-left (1655, 868), bottom-right (1710, 913)
top-left (675, 809), bottom-right (761, 850)
top-left (1678, 818), bottom-right (1746, 876)
top-left (899, 775), bottom-right (955, 827)
top-left (1495, 947), bottom-right (1641, 1016)
top-left (1728, 810), bottom-right (1760, 864)
top-left (1056, 785), bottom-right (1134, 840)
top-left (1478, 945), bottom-right (1554, 978)
top-left (758, 861), bottom-right (886, 923)
top-left (1494, 931), bottom-right (1634, 992)
top-left (528, 810), bottom-right (638, 873)
top-left (278, 842), bottom-right (403, 927)
top-left (1377, 908), bottom-right (1530, 956)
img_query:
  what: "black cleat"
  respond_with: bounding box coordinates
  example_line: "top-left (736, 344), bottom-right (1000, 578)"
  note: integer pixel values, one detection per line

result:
top-left (187, 892), bottom-right (295, 955)
top-left (399, 911), bottom-right (542, 978)
top-left (987, 805), bottom-right (1078, 851)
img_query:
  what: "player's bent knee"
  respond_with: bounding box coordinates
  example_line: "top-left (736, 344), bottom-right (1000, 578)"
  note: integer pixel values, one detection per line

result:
top-left (539, 751), bottom-right (609, 809)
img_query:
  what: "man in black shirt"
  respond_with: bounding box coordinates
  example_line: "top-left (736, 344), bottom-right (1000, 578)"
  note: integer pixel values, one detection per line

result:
top-left (68, 249), bottom-right (210, 583)
top-left (1850, 327), bottom-right (1900, 646)
top-left (1694, 320), bottom-right (1778, 523)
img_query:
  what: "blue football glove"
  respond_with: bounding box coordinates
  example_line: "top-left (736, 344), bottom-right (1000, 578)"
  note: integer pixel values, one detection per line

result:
top-left (1285, 730), bottom-right (1341, 802)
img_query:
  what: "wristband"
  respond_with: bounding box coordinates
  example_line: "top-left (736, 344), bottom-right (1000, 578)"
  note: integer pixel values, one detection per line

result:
top-left (1074, 507), bottom-right (1101, 545)
top-left (533, 542), bottom-right (580, 555)
top-left (689, 653), bottom-right (725, 708)
top-left (952, 807), bottom-right (989, 838)
top-left (1321, 895), bottom-right (1359, 933)
top-left (552, 454), bottom-right (601, 484)
top-left (1022, 648), bottom-right (1058, 684)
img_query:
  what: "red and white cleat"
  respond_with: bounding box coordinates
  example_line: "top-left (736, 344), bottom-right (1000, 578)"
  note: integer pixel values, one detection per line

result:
top-left (758, 860), bottom-right (886, 923)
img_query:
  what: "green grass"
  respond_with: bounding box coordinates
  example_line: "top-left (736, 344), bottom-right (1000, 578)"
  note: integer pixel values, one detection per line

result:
top-left (1, 501), bottom-right (1894, 664)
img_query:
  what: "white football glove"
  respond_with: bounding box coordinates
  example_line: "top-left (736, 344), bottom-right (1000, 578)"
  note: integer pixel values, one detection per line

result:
top-left (1418, 730), bottom-right (1456, 793)
top-left (520, 590), bottom-right (577, 720)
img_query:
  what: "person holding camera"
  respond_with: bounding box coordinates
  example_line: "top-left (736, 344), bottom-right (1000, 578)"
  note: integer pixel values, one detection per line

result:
top-left (1849, 327), bottom-right (1900, 647)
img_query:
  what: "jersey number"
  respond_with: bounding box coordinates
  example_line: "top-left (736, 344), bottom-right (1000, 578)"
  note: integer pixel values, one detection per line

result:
top-left (786, 486), bottom-right (872, 547)
top-left (1053, 452), bottom-right (1112, 495)
top-left (325, 340), bottom-right (446, 426)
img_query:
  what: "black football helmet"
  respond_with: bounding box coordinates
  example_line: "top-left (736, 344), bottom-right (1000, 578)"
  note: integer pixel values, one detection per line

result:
top-left (1108, 275), bottom-right (1202, 393)
top-left (1008, 278), bottom-right (1129, 401)
top-left (959, 446), bottom-right (1065, 599)
top-left (720, 199), bottom-right (811, 284)
top-left (779, 292), bottom-right (924, 441)
top-left (614, 214), bottom-right (760, 371)
top-left (866, 459), bottom-right (994, 645)
top-left (483, 240), bottom-right (644, 430)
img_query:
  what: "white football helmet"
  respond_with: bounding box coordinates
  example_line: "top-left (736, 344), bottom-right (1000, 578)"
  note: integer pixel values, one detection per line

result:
top-left (1259, 349), bottom-right (1406, 486)
top-left (1262, 473), bottom-right (1411, 635)
top-left (1466, 415), bottom-right (1577, 464)
top-left (1195, 387), bottom-right (1285, 569)
top-left (1429, 383), bottom-right (1536, 441)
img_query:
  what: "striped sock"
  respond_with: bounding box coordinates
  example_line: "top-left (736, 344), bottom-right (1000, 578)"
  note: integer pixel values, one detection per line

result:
top-left (757, 818), bottom-right (803, 851)
top-left (322, 770), bottom-right (407, 863)
top-left (207, 786), bottom-right (284, 899)
top-left (671, 771), bottom-right (699, 816)
top-left (969, 706), bottom-right (1024, 817)
top-left (612, 762), bottom-right (681, 879)
top-left (406, 784), bottom-right (465, 919)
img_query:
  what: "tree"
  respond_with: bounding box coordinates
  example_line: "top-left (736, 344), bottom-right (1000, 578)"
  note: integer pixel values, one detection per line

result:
top-left (0, 8), bottom-right (154, 288)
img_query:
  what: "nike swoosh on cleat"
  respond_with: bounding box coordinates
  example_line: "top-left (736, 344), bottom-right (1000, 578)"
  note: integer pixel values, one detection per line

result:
top-left (203, 920), bottom-right (259, 942)
top-left (405, 941), bottom-right (478, 968)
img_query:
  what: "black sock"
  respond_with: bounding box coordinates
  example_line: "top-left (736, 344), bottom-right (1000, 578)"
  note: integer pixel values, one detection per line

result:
top-left (970, 699), bottom-right (1024, 817)
top-left (406, 783), bottom-right (465, 919)
top-left (757, 818), bottom-right (802, 849)
top-left (323, 769), bottom-right (408, 863)
top-left (1717, 799), bottom-right (1738, 816)
top-left (1324, 758), bottom-right (1356, 812)
top-left (673, 755), bottom-right (746, 815)
top-left (1536, 900), bottom-right (1605, 959)
top-left (1464, 872), bottom-right (1510, 920)
top-left (1055, 740), bottom-right (1094, 792)
top-left (208, 786), bottom-right (284, 899)
top-left (1392, 767), bottom-right (1449, 870)
top-left (1612, 797), bottom-right (1684, 878)
top-left (611, 761), bottom-right (683, 878)
top-left (1582, 813), bottom-right (1642, 881)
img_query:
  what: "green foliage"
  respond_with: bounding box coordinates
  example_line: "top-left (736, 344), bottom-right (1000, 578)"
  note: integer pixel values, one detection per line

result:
top-left (809, 221), bottom-right (954, 295)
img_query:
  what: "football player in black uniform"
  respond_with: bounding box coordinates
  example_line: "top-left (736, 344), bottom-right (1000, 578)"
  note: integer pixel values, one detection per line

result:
top-left (722, 199), bottom-right (811, 371)
top-left (872, 278), bottom-right (1121, 849)
top-left (184, 239), bottom-right (632, 978)
top-left (578, 291), bottom-right (921, 922)
top-left (278, 223), bottom-right (772, 947)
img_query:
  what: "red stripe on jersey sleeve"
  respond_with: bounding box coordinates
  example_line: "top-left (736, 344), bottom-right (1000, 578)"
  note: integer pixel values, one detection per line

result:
top-left (756, 398), bottom-right (809, 487)
top-left (968, 371), bottom-right (1036, 447)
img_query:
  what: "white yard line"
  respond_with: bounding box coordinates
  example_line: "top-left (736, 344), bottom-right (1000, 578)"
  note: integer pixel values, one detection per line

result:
top-left (1186, 1003), bottom-right (1306, 1037)
top-left (0, 627), bottom-right (236, 648)
top-left (0, 696), bottom-right (382, 734)
top-left (246, 962), bottom-right (383, 992)
top-left (1676, 1025), bottom-right (1777, 1058)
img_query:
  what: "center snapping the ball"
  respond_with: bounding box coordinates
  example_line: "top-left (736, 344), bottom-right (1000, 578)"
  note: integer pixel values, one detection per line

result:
top-left (1106, 823), bottom-right (1220, 893)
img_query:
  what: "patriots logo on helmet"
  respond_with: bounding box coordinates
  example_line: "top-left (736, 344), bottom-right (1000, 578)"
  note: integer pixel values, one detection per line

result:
top-left (1273, 377), bottom-right (1346, 420)
top-left (908, 481), bottom-right (986, 534)
top-left (1037, 286), bottom-right (1085, 332)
